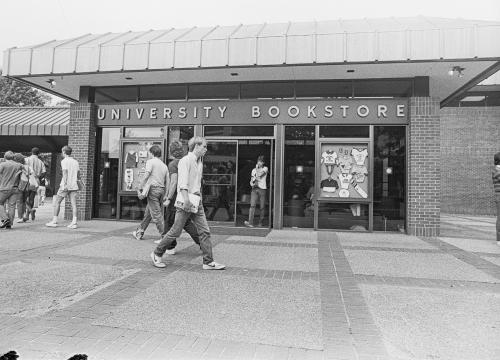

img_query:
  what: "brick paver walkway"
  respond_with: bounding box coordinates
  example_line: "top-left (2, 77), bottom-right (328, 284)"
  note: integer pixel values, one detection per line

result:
top-left (0, 209), bottom-right (499, 360)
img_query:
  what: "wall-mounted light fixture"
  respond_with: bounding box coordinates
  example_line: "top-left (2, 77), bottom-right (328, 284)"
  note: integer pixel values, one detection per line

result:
top-left (46, 79), bottom-right (56, 88)
top-left (448, 66), bottom-right (465, 78)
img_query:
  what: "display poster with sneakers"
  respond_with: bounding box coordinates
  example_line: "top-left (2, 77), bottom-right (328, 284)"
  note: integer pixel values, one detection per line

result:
top-left (318, 143), bottom-right (369, 200)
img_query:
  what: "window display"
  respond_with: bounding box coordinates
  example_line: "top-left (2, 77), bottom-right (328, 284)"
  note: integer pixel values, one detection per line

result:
top-left (318, 143), bottom-right (369, 200)
top-left (121, 140), bottom-right (163, 192)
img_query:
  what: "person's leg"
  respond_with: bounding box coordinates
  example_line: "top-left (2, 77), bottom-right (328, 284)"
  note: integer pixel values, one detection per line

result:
top-left (27, 190), bottom-right (36, 220)
top-left (258, 189), bottom-right (266, 226)
top-left (496, 194), bottom-right (500, 243)
top-left (16, 191), bottom-right (26, 221)
top-left (0, 190), bottom-right (9, 222)
top-left (147, 187), bottom-right (165, 236)
top-left (183, 218), bottom-right (201, 246)
top-left (138, 204), bottom-right (152, 233)
top-left (154, 208), bottom-right (189, 257)
top-left (162, 205), bottom-right (178, 248)
top-left (40, 186), bottom-right (46, 205)
top-left (68, 191), bottom-right (78, 224)
top-left (7, 191), bottom-right (18, 224)
top-left (246, 189), bottom-right (257, 226)
top-left (46, 191), bottom-right (65, 226)
top-left (190, 203), bottom-right (214, 265)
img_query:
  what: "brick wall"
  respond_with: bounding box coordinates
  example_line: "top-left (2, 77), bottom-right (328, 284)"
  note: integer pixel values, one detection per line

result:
top-left (65, 103), bottom-right (96, 220)
top-left (440, 107), bottom-right (500, 215)
top-left (407, 97), bottom-right (441, 237)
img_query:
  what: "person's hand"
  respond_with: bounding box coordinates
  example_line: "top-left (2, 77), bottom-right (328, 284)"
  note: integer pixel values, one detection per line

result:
top-left (163, 199), bottom-right (171, 207)
top-left (183, 197), bottom-right (192, 211)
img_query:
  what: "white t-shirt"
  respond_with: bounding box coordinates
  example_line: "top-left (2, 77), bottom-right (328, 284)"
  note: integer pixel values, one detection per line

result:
top-left (251, 166), bottom-right (268, 190)
top-left (60, 157), bottom-right (80, 191)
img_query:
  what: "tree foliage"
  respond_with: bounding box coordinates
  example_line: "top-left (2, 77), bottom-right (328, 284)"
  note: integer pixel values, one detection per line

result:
top-left (0, 77), bottom-right (50, 106)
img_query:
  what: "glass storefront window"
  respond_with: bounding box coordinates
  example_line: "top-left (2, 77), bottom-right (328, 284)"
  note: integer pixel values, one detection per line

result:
top-left (124, 127), bottom-right (164, 138)
top-left (319, 126), bottom-right (369, 138)
top-left (167, 126), bottom-right (194, 157)
top-left (317, 203), bottom-right (369, 230)
top-left (283, 126), bottom-right (315, 228)
top-left (204, 126), bottom-right (274, 137)
top-left (120, 196), bottom-right (147, 220)
top-left (94, 128), bottom-right (120, 219)
top-left (318, 142), bottom-right (369, 200)
top-left (121, 140), bottom-right (163, 192)
top-left (373, 126), bottom-right (406, 232)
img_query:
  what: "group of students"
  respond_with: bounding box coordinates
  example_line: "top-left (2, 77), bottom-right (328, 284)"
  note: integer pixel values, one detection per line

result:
top-left (0, 148), bottom-right (47, 230)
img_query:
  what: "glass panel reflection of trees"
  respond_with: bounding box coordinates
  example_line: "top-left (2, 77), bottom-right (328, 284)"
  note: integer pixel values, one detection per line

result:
top-left (283, 126), bottom-right (315, 228)
top-left (373, 126), bottom-right (406, 232)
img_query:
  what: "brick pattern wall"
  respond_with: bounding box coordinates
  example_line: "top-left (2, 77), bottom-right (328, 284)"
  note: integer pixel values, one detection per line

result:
top-left (408, 97), bottom-right (441, 237)
top-left (440, 107), bottom-right (500, 215)
top-left (65, 103), bottom-right (96, 220)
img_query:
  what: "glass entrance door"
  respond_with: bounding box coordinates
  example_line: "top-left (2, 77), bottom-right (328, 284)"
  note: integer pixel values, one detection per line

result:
top-left (203, 141), bottom-right (237, 226)
top-left (204, 139), bottom-right (274, 228)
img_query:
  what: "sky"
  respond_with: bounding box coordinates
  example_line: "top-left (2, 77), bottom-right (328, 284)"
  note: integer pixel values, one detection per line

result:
top-left (1, 0), bottom-right (500, 64)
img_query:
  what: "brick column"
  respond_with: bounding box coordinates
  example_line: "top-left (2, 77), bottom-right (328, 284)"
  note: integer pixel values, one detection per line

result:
top-left (65, 103), bottom-right (96, 221)
top-left (407, 97), bottom-right (441, 236)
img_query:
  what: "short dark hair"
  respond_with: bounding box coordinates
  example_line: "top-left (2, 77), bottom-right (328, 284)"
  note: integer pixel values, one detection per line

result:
top-left (495, 152), bottom-right (500, 165)
top-left (169, 140), bottom-right (185, 159)
top-left (257, 155), bottom-right (265, 164)
top-left (13, 153), bottom-right (25, 164)
top-left (62, 145), bottom-right (72, 155)
top-left (149, 145), bottom-right (162, 158)
top-left (31, 147), bottom-right (40, 155)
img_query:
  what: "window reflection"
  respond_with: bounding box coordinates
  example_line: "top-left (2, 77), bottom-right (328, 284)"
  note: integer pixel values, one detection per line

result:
top-left (373, 126), bottom-right (406, 232)
top-left (317, 203), bottom-right (369, 230)
top-left (94, 128), bottom-right (120, 219)
top-left (283, 126), bottom-right (315, 228)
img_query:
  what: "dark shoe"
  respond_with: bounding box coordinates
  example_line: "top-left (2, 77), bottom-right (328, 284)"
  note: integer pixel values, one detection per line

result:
top-left (0, 219), bottom-right (11, 229)
top-left (31, 209), bottom-right (36, 221)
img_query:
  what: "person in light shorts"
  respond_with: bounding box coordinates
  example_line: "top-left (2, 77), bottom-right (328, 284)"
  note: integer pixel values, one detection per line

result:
top-left (46, 146), bottom-right (80, 229)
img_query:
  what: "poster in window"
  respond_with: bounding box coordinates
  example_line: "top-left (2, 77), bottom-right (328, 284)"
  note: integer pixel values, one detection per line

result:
top-left (121, 141), bottom-right (162, 192)
top-left (319, 143), bottom-right (369, 199)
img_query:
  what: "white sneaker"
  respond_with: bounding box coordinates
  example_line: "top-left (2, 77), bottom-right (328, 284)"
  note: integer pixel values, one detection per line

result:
top-left (150, 252), bottom-right (166, 268)
top-left (67, 223), bottom-right (78, 229)
top-left (16, 218), bottom-right (25, 223)
top-left (45, 221), bottom-right (58, 227)
top-left (202, 261), bottom-right (226, 270)
top-left (165, 248), bottom-right (176, 255)
top-left (153, 239), bottom-right (161, 244)
top-left (132, 230), bottom-right (143, 240)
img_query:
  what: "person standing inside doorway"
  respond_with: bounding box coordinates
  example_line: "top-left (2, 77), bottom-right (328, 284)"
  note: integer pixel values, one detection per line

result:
top-left (46, 146), bottom-right (80, 229)
top-left (134, 145), bottom-right (169, 239)
top-left (493, 152), bottom-right (500, 245)
top-left (151, 136), bottom-right (225, 270)
top-left (244, 155), bottom-right (268, 228)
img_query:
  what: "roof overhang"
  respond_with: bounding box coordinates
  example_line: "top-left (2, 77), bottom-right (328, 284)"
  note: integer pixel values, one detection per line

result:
top-left (3, 17), bottom-right (500, 106)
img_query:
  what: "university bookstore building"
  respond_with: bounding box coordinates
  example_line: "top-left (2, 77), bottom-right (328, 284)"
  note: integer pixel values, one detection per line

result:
top-left (4, 17), bottom-right (500, 236)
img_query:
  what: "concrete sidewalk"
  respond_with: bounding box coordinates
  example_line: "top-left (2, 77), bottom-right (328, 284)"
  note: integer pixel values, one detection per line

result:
top-left (0, 206), bottom-right (499, 360)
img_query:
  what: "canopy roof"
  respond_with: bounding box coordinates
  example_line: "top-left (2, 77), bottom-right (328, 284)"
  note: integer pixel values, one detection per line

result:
top-left (0, 107), bottom-right (69, 136)
top-left (3, 16), bottom-right (500, 104)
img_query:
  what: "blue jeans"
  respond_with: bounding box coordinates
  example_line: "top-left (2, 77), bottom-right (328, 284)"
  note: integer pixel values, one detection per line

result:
top-left (248, 188), bottom-right (266, 225)
top-left (139, 186), bottom-right (165, 235)
top-left (155, 201), bottom-right (213, 264)
top-left (0, 189), bottom-right (18, 223)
